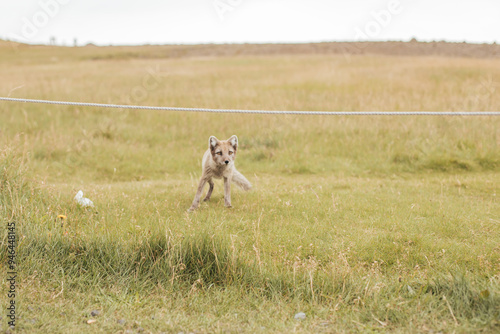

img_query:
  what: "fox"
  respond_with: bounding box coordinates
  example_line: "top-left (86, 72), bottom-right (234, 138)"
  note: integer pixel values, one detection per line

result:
top-left (188, 135), bottom-right (252, 212)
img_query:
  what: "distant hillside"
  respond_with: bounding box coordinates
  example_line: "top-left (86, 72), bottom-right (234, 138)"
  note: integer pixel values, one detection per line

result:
top-left (0, 39), bottom-right (22, 48)
top-left (153, 40), bottom-right (500, 59)
top-left (1, 39), bottom-right (499, 59)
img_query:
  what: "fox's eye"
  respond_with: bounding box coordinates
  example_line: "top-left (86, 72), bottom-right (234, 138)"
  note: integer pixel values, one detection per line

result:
top-left (217, 152), bottom-right (222, 155)
top-left (229, 151), bottom-right (233, 155)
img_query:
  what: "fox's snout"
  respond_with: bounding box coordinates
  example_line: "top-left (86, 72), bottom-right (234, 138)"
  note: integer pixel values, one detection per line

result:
top-left (225, 160), bottom-right (229, 164)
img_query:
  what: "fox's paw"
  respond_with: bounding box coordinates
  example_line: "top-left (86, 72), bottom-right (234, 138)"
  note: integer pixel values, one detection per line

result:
top-left (187, 206), bottom-right (197, 212)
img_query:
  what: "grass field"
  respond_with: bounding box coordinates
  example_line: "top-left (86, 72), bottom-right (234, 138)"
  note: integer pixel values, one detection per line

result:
top-left (1, 43), bottom-right (499, 333)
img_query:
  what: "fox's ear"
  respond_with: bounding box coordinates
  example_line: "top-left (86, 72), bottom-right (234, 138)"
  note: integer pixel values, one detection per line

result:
top-left (228, 135), bottom-right (238, 150)
top-left (209, 136), bottom-right (219, 149)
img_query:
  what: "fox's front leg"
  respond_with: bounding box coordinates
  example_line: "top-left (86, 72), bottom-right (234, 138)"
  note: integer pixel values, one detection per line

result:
top-left (203, 179), bottom-right (214, 202)
top-left (188, 178), bottom-right (207, 212)
top-left (223, 176), bottom-right (232, 208)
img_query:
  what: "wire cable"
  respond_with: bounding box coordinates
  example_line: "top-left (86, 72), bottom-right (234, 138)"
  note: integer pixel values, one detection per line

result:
top-left (1, 97), bottom-right (499, 116)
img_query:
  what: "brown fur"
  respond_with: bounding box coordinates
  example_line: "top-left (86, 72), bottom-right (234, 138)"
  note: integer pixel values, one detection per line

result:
top-left (188, 135), bottom-right (252, 211)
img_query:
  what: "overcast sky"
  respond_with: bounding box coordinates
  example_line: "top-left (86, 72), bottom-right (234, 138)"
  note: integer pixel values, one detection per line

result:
top-left (0, 0), bottom-right (499, 46)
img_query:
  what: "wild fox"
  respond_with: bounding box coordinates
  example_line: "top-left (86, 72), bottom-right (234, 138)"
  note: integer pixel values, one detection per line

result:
top-left (188, 135), bottom-right (252, 212)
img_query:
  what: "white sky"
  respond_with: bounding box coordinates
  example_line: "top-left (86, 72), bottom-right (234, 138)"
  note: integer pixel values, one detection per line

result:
top-left (0, 0), bottom-right (499, 46)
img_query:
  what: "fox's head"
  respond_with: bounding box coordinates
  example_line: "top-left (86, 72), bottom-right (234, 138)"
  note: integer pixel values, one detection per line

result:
top-left (209, 135), bottom-right (238, 166)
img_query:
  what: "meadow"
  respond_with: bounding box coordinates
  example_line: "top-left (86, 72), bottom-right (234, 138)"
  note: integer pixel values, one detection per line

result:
top-left (0, 42), bottom-right (499, 333)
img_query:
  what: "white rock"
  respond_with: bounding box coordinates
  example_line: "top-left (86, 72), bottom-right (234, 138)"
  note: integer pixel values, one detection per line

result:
top-left (74, 190), bottom-right (94, 207)
top-left (294, 312), bottom-right (306, 320)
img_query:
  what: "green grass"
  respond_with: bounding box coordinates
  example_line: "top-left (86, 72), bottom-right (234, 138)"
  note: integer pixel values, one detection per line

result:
top-left (0, 44), bottom-right (499, 333)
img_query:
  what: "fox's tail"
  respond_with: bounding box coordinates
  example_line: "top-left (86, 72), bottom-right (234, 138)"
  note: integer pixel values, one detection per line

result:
top-left (232, 169), bottom-right (252, 191)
